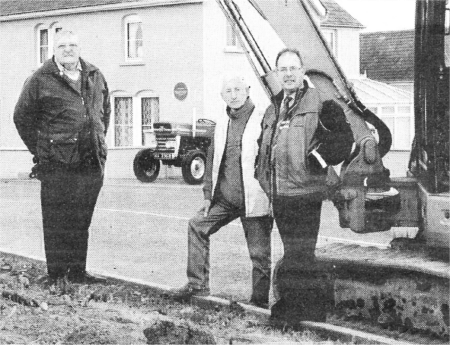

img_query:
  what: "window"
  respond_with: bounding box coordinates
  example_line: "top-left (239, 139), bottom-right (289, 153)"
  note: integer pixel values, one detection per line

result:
top-left (36, 23), bottom-right (62, 66)
top-left (398, 105), bottom-right (411, 114)
top-left (322, 29), bottom-right (336, 56)
top-left (141, 97), bottom-right (159, 145)
top-left (445, 2), bottom-right (449, 35)
top-left (371, 105), bottom-right (414, 150)
top-left (381, 106), bottom-right (395, 114)
top-left (226, 22), bottom-right (241, 50)
top-left (368, 107), bottom-right (378, 114)
top-left (114, 97), bottom-right (133, 147)
top-left (124, 15), bottom-right (143, 61)
top-left (39, 29), bottom-right (49, 64)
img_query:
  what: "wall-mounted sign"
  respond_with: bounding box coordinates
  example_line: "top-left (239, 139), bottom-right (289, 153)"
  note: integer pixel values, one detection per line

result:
top-left (174, 82), bottom-right (188, 101)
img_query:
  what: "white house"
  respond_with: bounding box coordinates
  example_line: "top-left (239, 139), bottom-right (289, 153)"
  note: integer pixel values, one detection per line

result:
top-left (0, 0), bottom-right (269, 178)
top-left (0, 0), bottom-right (407, 179)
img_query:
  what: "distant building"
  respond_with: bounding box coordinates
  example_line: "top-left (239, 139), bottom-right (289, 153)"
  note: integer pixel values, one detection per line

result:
top-left (0, 0), bottom-right (410, 178)
top-left (0, 0), bottom-right (369, 179)
top-left (350, 77), bottom-right (414, 151)
top-left (355, 30), bottom-right (416, 174)
top-left (319, 0), bottom-right (365, 78)
top-left (358, 29), bottom-right (415, 149)
top-left (0, 0), bottom-right (271, 179)
top-left (360, 30), bottom-right (415, 93)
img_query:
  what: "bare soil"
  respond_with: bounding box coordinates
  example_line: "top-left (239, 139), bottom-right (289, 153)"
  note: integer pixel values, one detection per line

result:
top-left (0, 252), bottom-right (337, 344)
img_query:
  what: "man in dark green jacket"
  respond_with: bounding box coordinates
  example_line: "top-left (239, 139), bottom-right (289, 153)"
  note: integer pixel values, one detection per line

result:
top-left (14, 30), bottom-right (110, 285)
top-left (256, 48), bottom-right (353, 323)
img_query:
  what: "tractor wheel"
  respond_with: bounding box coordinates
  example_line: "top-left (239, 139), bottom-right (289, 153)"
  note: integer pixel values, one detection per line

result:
top-left (133, 149), bottom-right (160, 183)
top-left (181, 150), bottom-right (206, 185)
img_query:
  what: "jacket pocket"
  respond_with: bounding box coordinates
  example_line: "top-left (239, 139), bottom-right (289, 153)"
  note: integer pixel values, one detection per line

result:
top-left (36, 131), bottom-right (50, 162)
top-left (285, 123), bottom-right (309, 186)
top-left (48, 133), bottom-right (80, 165)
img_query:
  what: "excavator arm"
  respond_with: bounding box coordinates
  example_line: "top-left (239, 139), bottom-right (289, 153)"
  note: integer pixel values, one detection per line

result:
top-left (216, 0), bottom-right (398, 234)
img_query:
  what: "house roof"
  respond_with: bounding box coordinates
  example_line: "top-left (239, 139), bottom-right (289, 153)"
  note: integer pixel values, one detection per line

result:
top-left (0, 0), bottom-right (131, 16)
top-left (1, 0), bottom-right (365, 29)
top-left (0, 0), bottom-right (199, 17)
top-left (350, 76), bottom-right (413, 105)
top-left (360, 30), bottom-right (415, 82)
top-left (320, 0), bottom-right (364, 29)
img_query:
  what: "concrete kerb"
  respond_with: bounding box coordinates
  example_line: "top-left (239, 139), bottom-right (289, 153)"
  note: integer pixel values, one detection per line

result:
top-left (191, 296), bottom-right (417, 345)
top-left (0, 249), bottom-right (417, 345)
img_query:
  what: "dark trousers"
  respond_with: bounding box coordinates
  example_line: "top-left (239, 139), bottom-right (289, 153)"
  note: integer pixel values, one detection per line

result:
top-left (271, 197), bottom-right (333, 324)
top-left (273, 197), bottom-right (322, 263)
top-left (40, 168), bottom-right (103, 280)
top-left (187, 197), bottom-right (273, 305)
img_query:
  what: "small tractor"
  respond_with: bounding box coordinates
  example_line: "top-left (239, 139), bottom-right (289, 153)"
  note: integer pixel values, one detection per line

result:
top-left (133, 119), bottom-right (215, 184)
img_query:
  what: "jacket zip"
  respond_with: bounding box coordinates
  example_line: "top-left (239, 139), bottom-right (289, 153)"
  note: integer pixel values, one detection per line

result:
top-left (268, 100), bottom-right (281, 214)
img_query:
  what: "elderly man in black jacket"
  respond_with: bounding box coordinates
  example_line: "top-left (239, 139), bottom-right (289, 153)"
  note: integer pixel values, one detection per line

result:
top-left (14, 30), bottom-right (110, 285)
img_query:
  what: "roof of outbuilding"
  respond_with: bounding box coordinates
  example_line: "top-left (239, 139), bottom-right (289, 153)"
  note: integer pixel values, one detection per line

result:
top-left (350, 76), bottom-right (413, 105)
top-left (320, 0), bottom-right (364, 29)
top-left (360, 30), bottom-right (415, 82)
top-left (0, 0), bottom-right (198, 17)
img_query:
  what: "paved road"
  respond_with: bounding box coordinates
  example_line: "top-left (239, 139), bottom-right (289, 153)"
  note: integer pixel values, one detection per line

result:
top-left (0, 178), bottom-right (397, 302)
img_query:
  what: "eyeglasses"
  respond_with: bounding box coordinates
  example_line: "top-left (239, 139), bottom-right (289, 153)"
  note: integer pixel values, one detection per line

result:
top-left (277, 66), bottom-right (302, 73)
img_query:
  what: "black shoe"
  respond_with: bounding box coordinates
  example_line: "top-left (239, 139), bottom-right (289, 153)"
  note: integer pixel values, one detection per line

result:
top-left (249, 299), bottom-right (269, 309)
top-left (70, 272), bottom-right (107, 285)
top-left (164, 284), bottom-right (210, 302)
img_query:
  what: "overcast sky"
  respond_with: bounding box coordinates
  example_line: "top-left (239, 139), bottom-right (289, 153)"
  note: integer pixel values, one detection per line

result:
top-left (334, 0), bottom-right (416, 32)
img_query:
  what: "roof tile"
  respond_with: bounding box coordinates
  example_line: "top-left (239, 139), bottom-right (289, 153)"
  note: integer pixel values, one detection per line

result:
top-left (0, 0), bottom-right (186, 16)
top-left (320, 0), bottom-right (365, 29)
top-left (360, 30), bottom-right (415, 82)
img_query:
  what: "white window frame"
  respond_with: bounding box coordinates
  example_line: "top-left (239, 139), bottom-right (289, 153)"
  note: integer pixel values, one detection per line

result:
top-left (136, 90), bottom-right (160, 146)
top-left (37, 26), bottom-right (49, 65)
top-left (321, 29), bottom-right (337, 57)
top-left (36, 23), bottom-right (62, 66)
top-left (124, 15), bottom-right (144, 62)
top-left (110, 91), bottom-right (160, 147)
top-left (368, 104), bottom-right (414, 151)
top-left (110, 92), bottom-right (134, 148)
top-left (224, 21), bottom-right (242, 53)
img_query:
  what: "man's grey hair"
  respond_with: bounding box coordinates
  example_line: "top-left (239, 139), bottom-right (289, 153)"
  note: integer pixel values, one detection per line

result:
top-left (221, 74), bottom-right (250, 92)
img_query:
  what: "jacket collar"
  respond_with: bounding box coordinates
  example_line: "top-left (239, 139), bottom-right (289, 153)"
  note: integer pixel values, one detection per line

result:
top-left (55, 59), bottom-right (82, 73)
top-left (40, 57), bottom-right (98, 75)
top-left (274, 81), bottom-right (319, 115)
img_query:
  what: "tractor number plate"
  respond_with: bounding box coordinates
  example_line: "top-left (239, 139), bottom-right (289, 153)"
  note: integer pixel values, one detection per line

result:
top-left (155, 153), bottom-right (174, 159)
